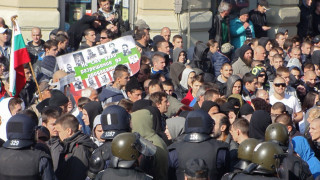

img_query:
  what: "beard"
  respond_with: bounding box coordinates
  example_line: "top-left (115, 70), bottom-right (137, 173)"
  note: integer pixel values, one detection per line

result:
top-left (242, 56), bottom-right (253, 67)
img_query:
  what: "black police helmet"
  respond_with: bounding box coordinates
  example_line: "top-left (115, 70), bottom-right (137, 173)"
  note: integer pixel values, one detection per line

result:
top-left (184, 109), bottom-right (214, 135)
top-left (3, 114), bottom-right (37, 149)
top-left (100, 105), bottom-right (131, 140)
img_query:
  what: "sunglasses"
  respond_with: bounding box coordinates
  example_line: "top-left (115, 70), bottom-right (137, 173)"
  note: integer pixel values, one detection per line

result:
top-left (258, 74), bottom-right (266, 77)
top-left (274, 83), bottom-right (286, 87)
top-left (100, 37), bottom-right (108, 39)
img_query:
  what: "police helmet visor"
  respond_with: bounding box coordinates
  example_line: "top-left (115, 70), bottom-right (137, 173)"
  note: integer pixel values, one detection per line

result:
top-left (133, 133), bottom-right (156, 157)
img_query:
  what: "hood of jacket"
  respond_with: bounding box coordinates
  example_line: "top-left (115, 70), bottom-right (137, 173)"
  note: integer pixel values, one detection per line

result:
top-left (170, 62), bottom-right (186, 88)
top-left (0, 97), bottom-right (13, 141)
top-left (92, 114), bottom-right (101, 138)
top-left (83, 101), bottom-right (103, 129)
top-left (99, 85), bottom-right (123, 102)
top-left (249, 110), bottom-right (272, 140)
top-left (63, 131), bottom-right (97, 153)
top-left (173, 48), bottom-right (185, 63)
top-left (239, 44), bottom-right (252, 61)
top-left (292, 136), bottom-right (320, 178)
top-left (192, 42), bottom-right (208, 62)
top-left (225, 75), bottom-right (242, 97)
top-left (131, 109), bottom-right (167, 150)
top-left (180, 68), bottom-right (195, 90)
top-left (166, 116), bottom-right (185, 140)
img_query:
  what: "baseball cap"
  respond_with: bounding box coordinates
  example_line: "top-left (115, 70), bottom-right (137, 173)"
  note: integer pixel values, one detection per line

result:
top-left (0, 27), bottom-right (8, 34)
top-left (313, 35), bottom-right (320, 44)
top-left (221, 43), bottom-right (234, 54)
top-left (258, 0), bottom-right (270, 9)
top-left (135, 19), bottom-right (150, 30)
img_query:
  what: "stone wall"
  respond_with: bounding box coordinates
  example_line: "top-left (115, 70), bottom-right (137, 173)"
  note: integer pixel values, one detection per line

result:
top-left (0, 0), bottom-right (60, 42)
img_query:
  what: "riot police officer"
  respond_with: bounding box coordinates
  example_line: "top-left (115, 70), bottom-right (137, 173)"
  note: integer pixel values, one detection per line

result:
top-left (95, 132), bottom-right (155, 180)
top-left (227, 142), bottom-right (283, 179)
top-left (0, 114), bottom-right (55, 180)
top-left (87, 105), bottom-right (131, 179)
top-left (265, 123), bottom-right (313, 180)
top-left (168, 109), bottom-right (229, 180)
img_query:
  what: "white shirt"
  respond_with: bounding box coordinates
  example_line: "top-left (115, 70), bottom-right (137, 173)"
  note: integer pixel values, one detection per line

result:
top-left (270, 94), bottom-right (301, 114)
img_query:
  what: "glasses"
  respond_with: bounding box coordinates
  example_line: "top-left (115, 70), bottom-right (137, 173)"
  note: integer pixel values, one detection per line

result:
top-left (100, 37), bottom-right (108, 39)
top-left (258, 74), bottom-right (266, 77)
top-left (274, 83), bottom-right (286, 87)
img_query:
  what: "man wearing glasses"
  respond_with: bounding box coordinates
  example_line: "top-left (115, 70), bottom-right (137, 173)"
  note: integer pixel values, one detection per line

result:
top-left (270, 77), bottom-right (303, 123)
top-left (249, 0), bottom-right (271, 38)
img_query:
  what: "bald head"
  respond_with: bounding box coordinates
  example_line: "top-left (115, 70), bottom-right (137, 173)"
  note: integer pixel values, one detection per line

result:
top-left (256, 89), bottom-right (269, 103)
top-left (254, 45), bottom-right (266, 61)
top-left (31, 27), bottom-right (42, 45)
top-left (160, 27), bottom-right (171, 42)
top-left (305, 70), bottom-right (317, 87)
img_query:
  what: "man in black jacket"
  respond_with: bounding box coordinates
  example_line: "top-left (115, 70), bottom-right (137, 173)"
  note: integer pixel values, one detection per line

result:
top-left (26, 27), bottom-right (45, 65)
top-left (55, 114), bottom-right (97, 180)
top-left (209, 1), bottom-right (231, 48)
top-left (249, 0), bottom-right (271, 38)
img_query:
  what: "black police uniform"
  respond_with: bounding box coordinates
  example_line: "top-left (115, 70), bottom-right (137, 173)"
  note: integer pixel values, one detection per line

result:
top-left (0, 114), bottom-right (55, 180)
top-left (88, 140), bottom-right (112, 177)
top-left (169, 133), bottom-right (229, 180)
top-left (99, 168), bottom-right (152, 180)
top-left (0, 148), bottom-right (51, 180)
top-left (224, 172), bottom-right (279, 180)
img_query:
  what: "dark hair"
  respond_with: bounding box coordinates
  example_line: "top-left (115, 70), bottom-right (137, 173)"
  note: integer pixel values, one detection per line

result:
top-left (191, 74), bottom-right (204, 85)
top-left (78, 97), bottom-right (91, 109)
top-left (304, 63), bottom-right (315, 72)
top-left (232, 118), bottom-right (249, 135)
top-left (156, 40), bottom-right (167, 50)
top-left (207, 39), bottom-right (218, 47)
top-left (251, 98), bottom-right (271, 113)
top-left (141, 55), bottom-right (151, 65)
top-left (42, 108), bottom-right (61, 124)
top-left (173, 35), bottom-right (183, 42)
top-left (23, 63), bottom-right (31, 70)
top-left (44, 40), bottom-right (58, 51)
top-left (8, 98), bottom-right (23, 113)
top-left (219, 116), bottom-right (230, 132)
top-left (101, 29), bottom-right (115, 40)
top-left (150, 91), bottom-right (167, 106)
top-left (275, 114), bottom-right (293, 126)
top-left (84, 28), bottom-right (95, 37)
top-left (162, 79), bottom-right (174, 87)
top-left (302, 92), bottom-right (318, 112)
top-left (135, 29), bottom-right (147, 40)
top-left (55, 114), bottom-right (79, 133)
top-left (204, 89), bottom-right (220, 101)
top-left (276, 67), bottom-right (290, 76)
top-left (283, 38), bottom-right (293, 51)
top-left (113, 65), bottom-right (129, 80)
top-left (55, 34), bottom-right (69, 43)
top-left (148, 79), bottom-right (164, 91)
top-left (242, 72), bottom-right (257, 84)
top-left (118, 99), bottom-right (133, 112)
top-left (275, 32), bottom-right (285, 39)
top-left (271, 102), bottom-right (286, 113)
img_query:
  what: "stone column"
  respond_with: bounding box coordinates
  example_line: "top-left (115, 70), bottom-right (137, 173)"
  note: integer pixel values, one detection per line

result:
top-left (266, 0), bottom-right (300, 37)
top-left (0, 0), bottom-right (60, 42)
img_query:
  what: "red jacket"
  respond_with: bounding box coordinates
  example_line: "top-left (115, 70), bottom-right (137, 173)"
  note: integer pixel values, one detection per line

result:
top-left (181, 89), bottom-right (194, 106)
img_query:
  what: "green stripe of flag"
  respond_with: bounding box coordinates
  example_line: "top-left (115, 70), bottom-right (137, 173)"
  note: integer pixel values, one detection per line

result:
top-left (13, 34), bottom-right (26, 51)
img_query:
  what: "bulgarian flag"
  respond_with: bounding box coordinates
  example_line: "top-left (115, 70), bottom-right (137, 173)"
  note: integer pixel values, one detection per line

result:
top-left (9, 18), bottom-right (30, 97)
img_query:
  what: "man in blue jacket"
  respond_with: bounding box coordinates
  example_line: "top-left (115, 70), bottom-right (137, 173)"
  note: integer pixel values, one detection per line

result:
top-left (230, 8), bottom-right (255, 49)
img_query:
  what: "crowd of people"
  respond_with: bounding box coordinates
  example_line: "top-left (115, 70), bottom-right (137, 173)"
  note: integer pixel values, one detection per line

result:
top-left (1, 0), bottom-right (320, 179)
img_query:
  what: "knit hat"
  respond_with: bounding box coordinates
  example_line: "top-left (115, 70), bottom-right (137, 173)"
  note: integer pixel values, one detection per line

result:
top-left (239, 44), bottom-right (252, 60)
top-left (221, 43), bottom-right (234, 54)
top-left (200, 101), bottom-right (220, 113)
top-left (49, 90), bottom-right (69, 107)
top-left (251, 66), bottom-right (266, 76)
top-left (239, 103), bottom-right (254, 116)
top-left (239, 8), bottom-right (249, 16)
top-left (135, 19), bottom-right (150, 30)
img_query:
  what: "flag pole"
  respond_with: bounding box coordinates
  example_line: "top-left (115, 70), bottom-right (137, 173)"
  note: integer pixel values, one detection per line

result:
top-left (11, 15), bottom-right (42, 100)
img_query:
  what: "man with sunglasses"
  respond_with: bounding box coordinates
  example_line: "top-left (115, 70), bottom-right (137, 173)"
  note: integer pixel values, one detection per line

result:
top-left (270, 77), bottom-right (303, 123)
top-left (249, 0), bottom-right (271, 38)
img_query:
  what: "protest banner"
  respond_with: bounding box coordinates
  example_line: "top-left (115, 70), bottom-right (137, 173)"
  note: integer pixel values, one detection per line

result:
top-left (56, 35), bottom-right (141, 95)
